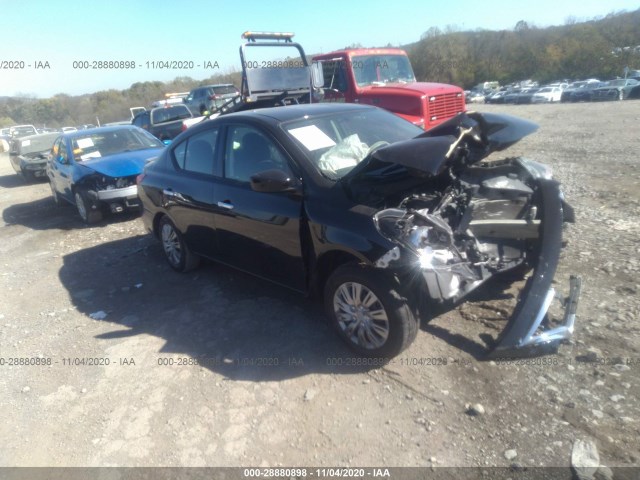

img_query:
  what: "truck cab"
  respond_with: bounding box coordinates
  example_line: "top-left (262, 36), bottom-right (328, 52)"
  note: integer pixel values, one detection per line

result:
top-left (313, 48), bottom-right (465, 129)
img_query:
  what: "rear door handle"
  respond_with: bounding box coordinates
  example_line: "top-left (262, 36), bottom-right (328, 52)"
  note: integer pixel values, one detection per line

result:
top-left (217, 201), bottom-right (234, 210)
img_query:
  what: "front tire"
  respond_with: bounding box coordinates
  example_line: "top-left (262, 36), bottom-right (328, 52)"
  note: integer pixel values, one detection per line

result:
top-left (324, 263), bottom-right (418, 358)
top-left (159, 216), bottom-right (200, 272)
top-left (74, 190), bottom-right (102, 224)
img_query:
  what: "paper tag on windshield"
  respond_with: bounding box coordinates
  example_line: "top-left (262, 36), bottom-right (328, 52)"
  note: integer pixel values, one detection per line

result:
top-left (76, 138), bottom-right (94, 149)
top-left (81, 151), bottom-right (101, 160)
top-left (288, 125), bottom-right (336, 151)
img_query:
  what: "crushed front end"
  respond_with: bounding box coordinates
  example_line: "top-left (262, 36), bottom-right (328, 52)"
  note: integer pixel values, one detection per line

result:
top-left (80, 173), bottom-right (141, 214)
top-left (364, 112), bottom-right (581, 358)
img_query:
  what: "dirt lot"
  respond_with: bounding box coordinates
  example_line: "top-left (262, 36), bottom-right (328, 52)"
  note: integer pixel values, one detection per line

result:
top-left (0, 101), bottom-right (639, 473)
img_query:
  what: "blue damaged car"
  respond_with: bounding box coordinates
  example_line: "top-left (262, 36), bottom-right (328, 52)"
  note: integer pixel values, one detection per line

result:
top-left (47, 125), bottom-right (164, 223)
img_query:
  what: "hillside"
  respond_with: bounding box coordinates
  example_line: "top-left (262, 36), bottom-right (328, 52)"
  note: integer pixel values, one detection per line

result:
top-left (406, 8), bottom-right (640, 88)
top-left (1, 8), bottom-right (639, 127)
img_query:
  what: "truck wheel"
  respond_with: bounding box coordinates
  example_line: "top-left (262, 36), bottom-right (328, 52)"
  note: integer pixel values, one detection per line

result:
top-left (324, 263), bottom-right (418, 358)
top-left (159, 216), bottom-right (200, 272)
top-left (75, 190), bottom-right (102, 224)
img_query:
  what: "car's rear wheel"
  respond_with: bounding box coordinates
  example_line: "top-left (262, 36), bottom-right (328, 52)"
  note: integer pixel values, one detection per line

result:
top-left (159, 216), bottom-right (200, 272)
top-left (74, 190), bottom-right (102, 224)
top-left (324, 263), bottom-right (418, 358)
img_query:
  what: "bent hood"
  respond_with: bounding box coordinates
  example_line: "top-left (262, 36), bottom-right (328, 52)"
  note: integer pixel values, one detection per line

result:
top-left (80, 148), bottom-right (163, 177)
top-left (344, 111), bottom-right (539, 185)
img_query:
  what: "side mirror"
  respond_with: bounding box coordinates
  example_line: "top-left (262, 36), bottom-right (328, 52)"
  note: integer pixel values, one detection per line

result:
top-left (57, 155), bottom-right (68, 164)
top-left (311, 62), bottom-right (324, 89)
top-left (250, 169), bottom-right (299, 194)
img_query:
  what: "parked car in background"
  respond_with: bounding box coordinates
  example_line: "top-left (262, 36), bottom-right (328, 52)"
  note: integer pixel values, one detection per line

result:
top-left (591, 78), bottom-right (640, 101)
top-left (560, 80), bottom-right (600, 102)
top-left (132, 105), bottom-right (198, 142)
top-left (61, 126), bottom-right (78, 133)
top-left (137, 103), bottom-right (579, 359)
top-left (485, 90), bottom-right (508, 104)
top-left (514, 87), bottom-right (540, 104)
top-left (47, 126), bottom-right (165, 223)
top-left (465, 91), bottom-right (486, 103)
top-left (531, 86), bottom-right (563, 103)
top-left (183, 84), bottom-right (240, 115)
top-left (9, 132), bottom-right (60, 180)
top-left (568, 82), bottom-right (603, 102)
top-left (8, 125), bottom-right (38, 138)
top-left (502, 90), bottom-right (521, 104)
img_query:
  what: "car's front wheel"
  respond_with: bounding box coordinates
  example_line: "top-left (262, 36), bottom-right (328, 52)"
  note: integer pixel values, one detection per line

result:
top-left (159, 216), bottom-right (200, 272)
top-left (74, 190), bottom-right (102, 224)
top-left (324, 264), bottom-right (418, 358)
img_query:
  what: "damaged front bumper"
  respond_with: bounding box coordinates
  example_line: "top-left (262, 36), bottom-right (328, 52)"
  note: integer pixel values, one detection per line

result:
top-left (87, 185), bottom-right (141, 213)
top-left (488, 179), bottom-right (581, 358)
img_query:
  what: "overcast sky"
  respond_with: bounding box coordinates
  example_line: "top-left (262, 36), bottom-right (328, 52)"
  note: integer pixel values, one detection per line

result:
top-left (0, 0), bottom-right (638, 97)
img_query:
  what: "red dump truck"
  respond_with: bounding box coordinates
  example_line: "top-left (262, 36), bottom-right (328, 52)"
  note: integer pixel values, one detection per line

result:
top-left (312, 48), bottom-right (465, 129)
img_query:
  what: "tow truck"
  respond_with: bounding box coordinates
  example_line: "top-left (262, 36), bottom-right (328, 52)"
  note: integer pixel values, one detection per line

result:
top-left (207, 31), bottom-right (322, 117)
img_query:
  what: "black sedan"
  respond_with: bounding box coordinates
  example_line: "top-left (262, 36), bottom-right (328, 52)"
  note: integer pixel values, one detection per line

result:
top-left (138, 103), bottom-right (579, 358)
top-left (591, 78), bottom-right (640, 101)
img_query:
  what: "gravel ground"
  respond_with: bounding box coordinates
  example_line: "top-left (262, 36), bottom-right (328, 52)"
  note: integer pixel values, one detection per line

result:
top-left (0, 101), bottom-right (638, 473)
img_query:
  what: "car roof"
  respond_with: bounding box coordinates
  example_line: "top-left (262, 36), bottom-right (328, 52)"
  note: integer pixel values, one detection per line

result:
top-left (59, 125), bottom-right (141, 139)
top-left (150, 104), bottom-right (189, 113)
top-left (15, 131), bottom-right (61, 142)
top-left (195, 84), bottom-right (235, 89)
top-left (224, 103), bottom-right (376, 123)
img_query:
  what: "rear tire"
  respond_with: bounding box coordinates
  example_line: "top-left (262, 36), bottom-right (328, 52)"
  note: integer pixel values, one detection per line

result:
top-left (74, 190), bottom-right (102, 224)
top-left (324, 263), bottom-right (418, 358)
top-left (159, 216), bottom-right (200, 272)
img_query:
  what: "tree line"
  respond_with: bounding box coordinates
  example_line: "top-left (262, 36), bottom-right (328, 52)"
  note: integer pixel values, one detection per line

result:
top-left (407, 9), bottom-right (640, 88)
top-left (0, 71), bottom-right (241, 129)
top-left (1, 8), bottom-right (638, 128)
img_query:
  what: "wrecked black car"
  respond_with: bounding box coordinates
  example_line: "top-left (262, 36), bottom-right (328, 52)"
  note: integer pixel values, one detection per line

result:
top-left (138, 103), bottom-right (580, 358)
top-left (9, 132), bottom-right (60, 180)
top-left (47, 126), bottom-right (165, 223)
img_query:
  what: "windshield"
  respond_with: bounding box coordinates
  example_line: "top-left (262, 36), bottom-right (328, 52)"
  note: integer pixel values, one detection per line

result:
top-left (70, 128), bottom-right (163, 161)
top-left (351, 54), bottom-right (416, 87)
top-left (283, 108), bottom-right (423, 179)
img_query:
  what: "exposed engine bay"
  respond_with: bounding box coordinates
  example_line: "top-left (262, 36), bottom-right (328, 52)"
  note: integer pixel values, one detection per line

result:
top-left (361, 111), bottom-right (581, 357)
top-left (374, 157), bottom-right (548, 303)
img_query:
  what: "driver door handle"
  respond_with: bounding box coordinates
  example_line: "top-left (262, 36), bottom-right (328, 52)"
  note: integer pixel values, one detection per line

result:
top-left (217, 201), bottom-right (234, 210)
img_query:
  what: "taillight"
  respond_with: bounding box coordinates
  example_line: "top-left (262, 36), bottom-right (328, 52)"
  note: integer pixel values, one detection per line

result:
top-left (181, 123), bottom-right (187, 131)
top-left (208, 94), bottom-right (218, 100)
top-left (136, 173), bottom-right (146, 185)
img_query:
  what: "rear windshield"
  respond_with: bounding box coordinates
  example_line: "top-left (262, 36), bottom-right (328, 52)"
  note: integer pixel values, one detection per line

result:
top-left (151, 106), bottom-right (192, 123)
top-left (212, 85), bottom-right (239, 95)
